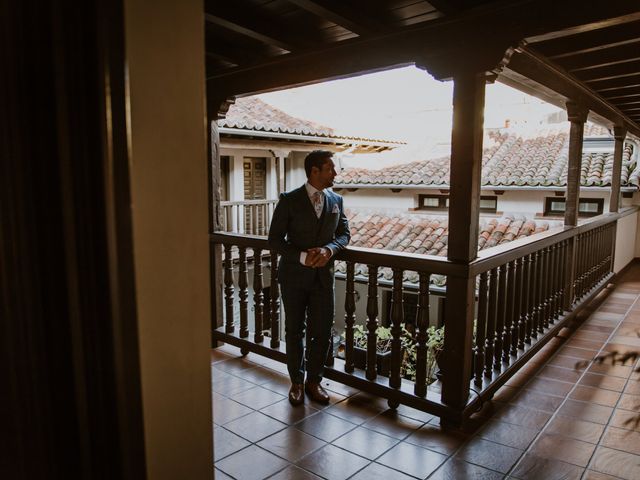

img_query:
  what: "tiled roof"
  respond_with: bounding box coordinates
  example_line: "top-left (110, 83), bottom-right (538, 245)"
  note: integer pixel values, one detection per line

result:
top-left (219, 97), bottom-right (335, 137)
top-left (335, 125), bottom-right (639, 188)
top-left (218, 97), bottom-right (404, 146)
top-left (337, 210), bottom-right (555, 286)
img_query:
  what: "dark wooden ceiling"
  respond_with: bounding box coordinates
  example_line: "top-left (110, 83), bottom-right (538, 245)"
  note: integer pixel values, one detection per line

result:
top-left (205, 0), bottom-right (640, 136)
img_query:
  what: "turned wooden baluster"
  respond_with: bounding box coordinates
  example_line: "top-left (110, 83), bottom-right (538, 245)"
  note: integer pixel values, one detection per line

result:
top-left (224, 243), bottom-right (235, 333)
top-left (485, 268), bottom-right (498, 377)
top-left (390, 268), bottom-right (404, 389)
top-left (523, 254), bottom-right (533, 344)
top-left (530, 250), bottom-right (540, 339)
top-left (515, 257), bottom-right (525, 350)
top-left (474, 272), bottom-right (488, 386)
top-left (414, 272), bottom-right (431, 397)
top-left (541, 246), bottom-right (550, 330)
top-left (366, 265), bottom-right (379, 381)
top-left (253, 248), bottom-right (264, 343)
top-left (504, 260), bottom-right (515, 361)
top-left (560, 240), bottom-right (568, 311)
top-left (238, 247), bottom-right (249, 338)
top-left (269, 250), bottom-right (280, 348)
top-left (549, 243), bottom-right (558, 323)
top-left (344, 262), bottom-right (356, 373)
top-left (494, 264), bottom-right (507, 370)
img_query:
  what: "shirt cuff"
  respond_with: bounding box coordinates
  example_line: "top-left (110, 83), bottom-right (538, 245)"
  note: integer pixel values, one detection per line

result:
top-left (325, 245), bottom-right (335, 258)
top-left (300, 251), bottom-right (307, 265)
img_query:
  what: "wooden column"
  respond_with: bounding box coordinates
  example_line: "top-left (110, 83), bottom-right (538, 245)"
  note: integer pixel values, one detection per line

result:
top-left (208, 98), bottom-right (234, 338)
top-left (442, 71), bottom-right (486, 410)
top-left (609, 126), bottom-right (627, 213)
top-left (564, 102), bottom-right (588, 227)
top-left (563, 102), bottom-right (588, 310)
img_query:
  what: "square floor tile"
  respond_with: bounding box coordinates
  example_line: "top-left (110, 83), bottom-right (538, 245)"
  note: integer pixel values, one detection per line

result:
top-left (544, 415), bottom-right (605, 444)
top-left (214, 427), bottom-right (250, 461)
top-left (538, 365), bottom-right (582, 383)
top-left (332, 426), bottom-right (398, 460)
top-left (296, 444), bottom-right (370, 480)
top-left (260, 398), bottom-right (320, 425)
top-left (524, 377), bottom-right (573, 398)
top-left (233, 385), bottom-right (286, 410)
top-left (257, 426), bottom-right (326, 462)
top-left (476, 420), bottom-right (539, 450)
top-left (618, 393), bottom-right (640, 412)
top-left (601, 426), bottom-right (640, 456)
top-left (429, 459), bottom-right (503, 480)
top-left (511, 389), bottom-right (564, 413)
top-left (325, 395), bottom-right (384, 424)
top-left (216, 445), bottom-right (289, 480)
top-left (349, 461), bottom-right (415, 480)
top-left (267, 465), bottom-right (322, 479)
top-left (224, 411), bottom-right (287, 442)
top-left (454, 438), bottom-right (522, 474)
top-left (610, 408), bottom-right (640, 431)
top-left (591, 446), bottom-right (640, 480)
top-left (362, 410), bottom-right (425, 440)
top-left (510, 453), bottom-right (584, 480)
top-left (495, 405), bottom-right (552, 429)
top-left (583, 470), bottom-right (625, 479)
top-left (296, 411), bottom-right (357, 442)
top-left (557, 399), bottom-right (614, 425)
top-left (529, 433), bottom-right (596, 467)
top-left (213, 397), bottom-right (253, 425)
top-left (404, 423), bottom-right (468, 455)
top-left (579, 373), bottom-right (627, 392)
top-left (569, 385), bottom-right (621, 407)
top-left (377, 441), bottom-right (447, 479)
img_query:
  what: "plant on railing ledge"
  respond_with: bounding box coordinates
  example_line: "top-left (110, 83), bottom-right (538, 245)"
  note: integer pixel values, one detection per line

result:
top-left (338, 323), bottom-right (444, 384)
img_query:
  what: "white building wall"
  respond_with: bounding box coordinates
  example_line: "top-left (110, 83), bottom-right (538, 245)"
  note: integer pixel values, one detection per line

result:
top-left (615, 211), bottom-right (638, 273)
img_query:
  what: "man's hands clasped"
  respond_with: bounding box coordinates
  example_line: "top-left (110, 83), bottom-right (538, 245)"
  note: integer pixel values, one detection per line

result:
top-left (304, 247), bottom-right (332, 268)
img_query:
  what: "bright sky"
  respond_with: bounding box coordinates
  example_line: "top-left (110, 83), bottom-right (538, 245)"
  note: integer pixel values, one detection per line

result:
top-left (257, 66), bottom-right (564, 167)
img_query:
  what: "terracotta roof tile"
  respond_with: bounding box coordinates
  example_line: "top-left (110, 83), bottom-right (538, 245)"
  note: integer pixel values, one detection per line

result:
top-left (338, 210), bottom-right (556, 285)
top-left (335, 126), bottom-right (638, 188)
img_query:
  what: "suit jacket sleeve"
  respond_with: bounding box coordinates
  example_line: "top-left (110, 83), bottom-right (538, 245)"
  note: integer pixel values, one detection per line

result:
top-left (268, 192), bottom-right (300, 263)
top-left (326, 195), bottom-right (350, 255)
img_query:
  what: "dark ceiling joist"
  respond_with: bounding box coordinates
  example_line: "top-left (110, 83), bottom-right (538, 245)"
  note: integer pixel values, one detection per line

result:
top-left (529, 19), bottom-right (640, 58)
top-left (579, 59), bottom-right (640, 83)
top-left (560, 42), bottom-right (640, 72)
top-left (424, 0), bottom-right (462, 16)
top-left (285, 0), bottom-right (388, 35)
top-left (525, 11), bottom-right (640, 44)
top-left (205, 13), bottom-right (293, 52)
top-left (504, 48), bottom-right (640, 137)
top-left (587, 74), bottom-right (640, 92)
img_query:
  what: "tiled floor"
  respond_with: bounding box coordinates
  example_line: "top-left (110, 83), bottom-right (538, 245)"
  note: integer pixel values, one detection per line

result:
top-left (212, 265), bottom-right (640, 479)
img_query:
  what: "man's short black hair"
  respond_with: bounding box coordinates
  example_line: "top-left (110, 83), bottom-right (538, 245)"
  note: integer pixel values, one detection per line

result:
top-left (304, 150), bottom-right (333, 178)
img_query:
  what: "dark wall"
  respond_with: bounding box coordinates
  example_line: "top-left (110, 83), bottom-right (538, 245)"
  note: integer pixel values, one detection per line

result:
top-left (0, 1), bottom-right (144, 478)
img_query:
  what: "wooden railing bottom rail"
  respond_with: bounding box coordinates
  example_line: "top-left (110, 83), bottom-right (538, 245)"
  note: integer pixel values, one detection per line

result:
top-left (212, 327), bottom-right (462, 423)
top-left (462, 271), bottom-right (615, 419)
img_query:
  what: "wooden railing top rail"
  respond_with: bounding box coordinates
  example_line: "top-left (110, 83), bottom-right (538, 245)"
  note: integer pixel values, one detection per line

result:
top-left (211, 206), bottom-right (638, 277)
top-left (469, 207), bottom-right (637, 275)
top-left (220, 199), bottom-right (277, 206)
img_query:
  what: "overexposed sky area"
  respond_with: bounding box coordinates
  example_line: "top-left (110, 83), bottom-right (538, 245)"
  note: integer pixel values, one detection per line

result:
top-left (258, 66), bottom-right (563, 147)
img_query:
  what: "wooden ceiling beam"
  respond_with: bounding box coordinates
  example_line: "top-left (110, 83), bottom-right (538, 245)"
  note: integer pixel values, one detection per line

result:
top-left (205, 13), bottom-right (293, 52)
top-left (504, 48), bottom-right (640, 137)
top-left (284, 0), bottom-right (389, 35)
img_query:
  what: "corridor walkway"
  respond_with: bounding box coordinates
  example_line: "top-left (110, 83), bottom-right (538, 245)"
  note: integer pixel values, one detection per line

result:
top-left (212, 263), bottom-right (640, 479)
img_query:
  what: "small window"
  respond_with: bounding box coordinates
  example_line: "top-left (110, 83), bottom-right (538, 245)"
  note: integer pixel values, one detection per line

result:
top-left (417, 194), bottom-right (497, 213)
top-left (544, 197), bottom-right (604, 217)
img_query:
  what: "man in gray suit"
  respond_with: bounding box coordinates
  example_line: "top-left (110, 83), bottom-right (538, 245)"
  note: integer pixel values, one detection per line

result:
top-left (268, 151), bottom-right (350, 405)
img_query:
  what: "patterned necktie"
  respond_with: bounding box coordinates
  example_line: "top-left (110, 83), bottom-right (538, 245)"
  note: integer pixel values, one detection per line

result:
top-left (313, 191), bottom-right (323, 218)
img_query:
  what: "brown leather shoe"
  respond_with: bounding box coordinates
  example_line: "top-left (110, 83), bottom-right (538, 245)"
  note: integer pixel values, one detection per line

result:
top-left (288, 383), bottom-right (304, 406)
top-left (304, 382), bottom-right (330, 404)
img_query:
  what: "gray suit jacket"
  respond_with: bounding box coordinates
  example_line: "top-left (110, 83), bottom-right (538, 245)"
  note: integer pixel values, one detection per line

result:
top-left (268, 185), bottom-right (350, 288)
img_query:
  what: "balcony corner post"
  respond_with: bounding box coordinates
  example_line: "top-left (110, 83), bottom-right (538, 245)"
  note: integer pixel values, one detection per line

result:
top-left (442, 70), bottom-right (486, 411)
top-left (610, 126), bottom-right (627, 213)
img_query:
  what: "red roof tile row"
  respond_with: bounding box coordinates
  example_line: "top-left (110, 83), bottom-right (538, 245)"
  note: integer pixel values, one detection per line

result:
top-left (336, 126), bottom-right (638, 188)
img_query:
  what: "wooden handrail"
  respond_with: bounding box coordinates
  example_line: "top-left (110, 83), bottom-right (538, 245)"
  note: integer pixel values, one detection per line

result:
top-left (220, 199), bottom-right (277, 206)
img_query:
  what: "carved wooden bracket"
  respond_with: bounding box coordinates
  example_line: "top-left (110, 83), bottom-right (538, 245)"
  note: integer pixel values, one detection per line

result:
top-left (566, 101), bottom-right (589, 124)
top-left (207, 95), bottom-right (236, 121)
top-left (613, 126), bottom-right (627, 141)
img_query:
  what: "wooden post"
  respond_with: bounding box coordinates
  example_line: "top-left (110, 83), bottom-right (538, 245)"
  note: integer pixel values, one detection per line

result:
top-left (563, 101), bottom-right (588, 310)
top-left (442, 71), bottom-right (486, 410)
top-left (610, 126), bottom-right (627, 213)
top-left (208, 98), bottom-right (235, 342)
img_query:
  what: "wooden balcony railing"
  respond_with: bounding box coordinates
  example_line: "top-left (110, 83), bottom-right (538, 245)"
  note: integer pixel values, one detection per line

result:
top-left (210, 208), bottom-right (636, 424)
top-left (220, 199), bottom-right (277, 236)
